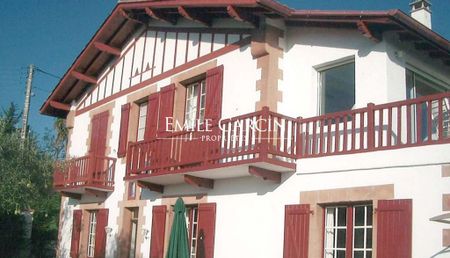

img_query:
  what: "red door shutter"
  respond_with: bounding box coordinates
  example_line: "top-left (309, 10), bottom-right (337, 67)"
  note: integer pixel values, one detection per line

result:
top-left (145, 93), bottom-right (160, 140)
top-left (94, 209), bottom-right (109, 258)
top-left (377, 199), bottom-right (412, 258)
top-left (197, 203), bottom-right (216, 258)
top-left (204, 65), bottom-right (224, 126)
top-left (283, 204), bottom-right (310, 258)
top-left (157, 84), bottom-right (176, 137)
top-left (70, 210), bottom-right (82, 258)
top-left (90, 111), bottom-right (109, 157)
top-left (150, 205), bottom-right (167, 258)
top-left (118, 103), bottom-right (131, 157)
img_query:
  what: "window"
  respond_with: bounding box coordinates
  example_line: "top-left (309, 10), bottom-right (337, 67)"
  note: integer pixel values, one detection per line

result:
top-left (186, 206), bottom-right (199, 258)
top-left (128, 182), bottom-right (136, 200)
top-left (319, 60), bottom-right (355, 114)
top-left (184, 79), bottom-right (206, 129)
top-left (128, 208), bottom-right (139, 258)
top-left (87, 211), bottom-right (98, 258)
top-left (137, 102), bottom-right (148, 141)
top-left (406, 68), bottom-right (448, 141)
top-left (324, 204), bottom-right (373, 258)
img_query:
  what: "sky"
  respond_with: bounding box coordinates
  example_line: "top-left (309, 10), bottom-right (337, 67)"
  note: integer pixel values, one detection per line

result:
top-left (0, 0), bottom-right (449, 138)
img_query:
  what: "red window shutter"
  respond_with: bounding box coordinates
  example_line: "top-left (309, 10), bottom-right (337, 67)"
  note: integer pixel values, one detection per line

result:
top-left (377, 199), bottom-right (412, 258)
top-left (157, 84), bottom-right (176, 136)
top-left (197, 203), bottom-right (216, 258)
top-left (283, 204), bottom-right (310, 258)
top-left (70, 210), bottom-right (82, 258)
top-left (150, 205), bottom-right (167, 258)
top-left (94, 209), bottom-right (109, 258)
top-left (205, 65), bottom-right (224, 126)
top-left (145, 92), bottom-right (160, 140)
top-left (118, 103), bottom-right (131, 157)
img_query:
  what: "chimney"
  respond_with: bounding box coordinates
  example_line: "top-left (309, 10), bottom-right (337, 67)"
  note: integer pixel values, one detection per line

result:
top-left (409, 0), bottom-right (432, 29)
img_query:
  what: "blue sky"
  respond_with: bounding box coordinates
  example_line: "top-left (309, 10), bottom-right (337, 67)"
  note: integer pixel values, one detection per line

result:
top-left (0, 0), bottom-right (449, 137)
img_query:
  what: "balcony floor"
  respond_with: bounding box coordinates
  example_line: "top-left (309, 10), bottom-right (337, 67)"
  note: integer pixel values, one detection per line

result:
top-left (125, 158), bottom-right (295, 185)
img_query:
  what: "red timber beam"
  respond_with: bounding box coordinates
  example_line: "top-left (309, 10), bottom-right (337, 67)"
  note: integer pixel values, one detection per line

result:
top-left (184, 175), bottom-right (214, 189)
top-left (356, 21), bottom-right (381, 43)
top-left (248, 166), bottom-right (281, 184)
top-left (177, 6), bottom-right (212, 27)
top-left (93, 42), bottom-right (121, 57)
top-left (226, 5), bottom-right (258, 27)
top-left (138, 180), bottom-right (164, 193)
top-left (49, 101), bottom-right (70, 111)
top-left (145, 7), bottom-right (177, 25)
top-left (61, 191), bottom-right (82, 200)
top-left (119, 8), bottom-right (145, 24)
top-left (84, 189), bottom-right (108, 198)
top-left (70, 71), bottom-right (97, 84)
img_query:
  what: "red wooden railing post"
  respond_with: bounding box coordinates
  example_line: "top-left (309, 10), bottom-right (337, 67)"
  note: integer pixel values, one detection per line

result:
top-left (296, 116), bottom-right (303, 158)
top-left (260, 106), bottom-right (270, 159)
top-left (367, 103), bottom-right (375, 150)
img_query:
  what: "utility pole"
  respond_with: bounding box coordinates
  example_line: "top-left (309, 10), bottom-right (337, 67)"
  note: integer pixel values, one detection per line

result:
top-left (21, 64), bottom-right (34, 140)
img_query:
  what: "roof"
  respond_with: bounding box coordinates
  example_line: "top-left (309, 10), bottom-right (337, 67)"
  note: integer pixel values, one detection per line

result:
top-left (40, 0), bottom-right (450, 118)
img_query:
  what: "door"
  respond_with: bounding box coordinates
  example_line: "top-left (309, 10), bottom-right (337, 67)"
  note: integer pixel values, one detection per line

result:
top-left (89, 111), bottom-right (109, 183)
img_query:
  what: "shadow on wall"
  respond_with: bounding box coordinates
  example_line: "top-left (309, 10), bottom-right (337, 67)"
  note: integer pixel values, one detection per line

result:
top-left (430, 246), bottom-right (450, 257)
top-left (140, 171), bottom-right (295, 200)
top-left (59, 202), bottom-right (73, 258)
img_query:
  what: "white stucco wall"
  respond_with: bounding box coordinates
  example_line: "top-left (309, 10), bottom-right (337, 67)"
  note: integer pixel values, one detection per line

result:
top-left (58, 20), bottom-right (450, 258)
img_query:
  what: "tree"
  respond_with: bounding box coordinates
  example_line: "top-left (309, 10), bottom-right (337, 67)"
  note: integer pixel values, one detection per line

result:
top-left (0, 102), bottom-right (61, 257)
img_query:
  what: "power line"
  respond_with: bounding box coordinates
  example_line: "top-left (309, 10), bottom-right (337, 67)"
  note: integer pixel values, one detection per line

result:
top-left (35, 67), bottom-right (61, 80)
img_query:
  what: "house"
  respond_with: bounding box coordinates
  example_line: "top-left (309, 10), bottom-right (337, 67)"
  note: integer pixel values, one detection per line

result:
top-left (41, 0), bottom-right (450, 257)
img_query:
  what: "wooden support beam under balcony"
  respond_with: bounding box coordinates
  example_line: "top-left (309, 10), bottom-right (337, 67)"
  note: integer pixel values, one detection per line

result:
top-left (177, 6), bottom-right (212, 27)
top-left (249, 166), bottom-right (281, 183)
top-left (61, 191), bottom-right (82, 200)
top-left (70, 71), bottom-right (97, 84)
top-left (93, 42), bottom-right (121, 57)
top-left (145, 7), bottom-right (177, 25)
top-left (138, 180), bottom-right (164, 193)
top-left (184, 175), bottom-right (214, 189)
top-left (85, 189), bottom-right (108, 198)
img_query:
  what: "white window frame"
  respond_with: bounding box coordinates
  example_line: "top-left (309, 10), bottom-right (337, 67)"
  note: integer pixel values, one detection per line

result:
top-left (87, 211), bottom-right (97, 258)
top-left (315, 56), bottom-right (356, 115)
top-left (137, 102), bottom-right (148, 141)
top-left (184, 80), bottom-right (206, 129)
top-left (186, 206), bottom-right (199, 258)
top-left (323, 204), bottom-right (373, 258)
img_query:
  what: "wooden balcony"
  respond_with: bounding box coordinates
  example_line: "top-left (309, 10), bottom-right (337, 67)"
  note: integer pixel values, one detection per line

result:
top-left (125, 92), bottom-right (450, 191)
top-left (125, 108), bottom-right (298, 189)
top-left (53, 155), bottom-right (116, 199)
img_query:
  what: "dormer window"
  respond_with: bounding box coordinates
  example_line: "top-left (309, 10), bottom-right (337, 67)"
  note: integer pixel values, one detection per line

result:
top-left (184, 79), bottom-right (206, 129)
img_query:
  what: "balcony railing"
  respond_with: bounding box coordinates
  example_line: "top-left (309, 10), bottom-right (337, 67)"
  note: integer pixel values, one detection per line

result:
top-left (126, 91), bottom-right (450, 179)
top-left (53, 155), bottom-right (116, 192)
top-left (126, 108), bottom-right (298, 176)
top-left (298, 91), bottom-right (450, 158)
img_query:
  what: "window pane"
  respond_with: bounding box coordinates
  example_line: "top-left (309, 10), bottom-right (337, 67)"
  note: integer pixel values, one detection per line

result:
top-left (321, 62), bottom-right (355, 114)
top-left (354, 251), bottom-right (364, 258)
top-left (354, 228), bottom-right (365, 248)
top-left (336, 228), bottom-right (346, 248)
top-left (366, 228), bottom-right (373, 248)
top-left (367, 206), bottom-right (373, 226)
top-left (336, 250), bottom-right (346, 258)
top-left (367, 251), bottom-right (372, 258)
top-left (326, 208), bottom-right (336, 227)
top-left (354, 206), bottom-right (365, 226)
top-left (337, 207), bottom-right (347, 226)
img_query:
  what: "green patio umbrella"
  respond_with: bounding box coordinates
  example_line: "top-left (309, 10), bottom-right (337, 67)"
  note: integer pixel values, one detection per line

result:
top-left (166, 198), bottom-right (190, 258)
